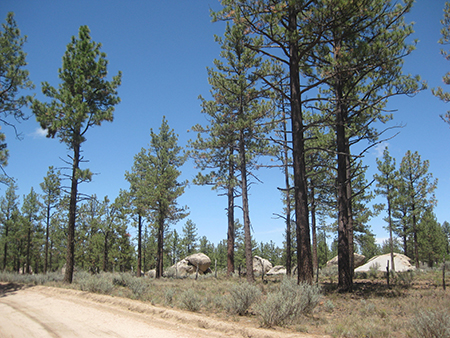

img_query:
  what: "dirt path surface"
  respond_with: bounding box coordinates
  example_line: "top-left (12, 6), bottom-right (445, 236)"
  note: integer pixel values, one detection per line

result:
top-left (0, 283), bottom-right (328, 338)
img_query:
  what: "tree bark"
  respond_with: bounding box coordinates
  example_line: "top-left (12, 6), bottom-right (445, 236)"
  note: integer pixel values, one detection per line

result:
top-left (335, 74), bottom-right (352, 291)
top-left (156, 214), bottom-right (164, 278)
top-left (26, 225), bottom-right (31, 274)
top-left (346, 149), bottom-right (354, 276)
top-left (282, 111), bottom-right (292, 276)
top-left (64, 139), bottom-right (80, 284)
top-left (412, 201), bottom-right (419, 268)
top-left (44, 203), bottom-right (50, 274)
top-left (289, 6), bottom-right (313, 284)
top-left (137, 213), bottom-right (142, 277)
top-left (227, 152), bottom-right (235, 277)
top-left (103, 231), bottom-right (109, 272)
top-left (387, 195), bottom-right (395, 272)
top-left (3, 224), bottom-right (8, 271)
top-left (311, 186), bottom-right (318, 274)
top-left (239, 129), bottom-right (254, 282)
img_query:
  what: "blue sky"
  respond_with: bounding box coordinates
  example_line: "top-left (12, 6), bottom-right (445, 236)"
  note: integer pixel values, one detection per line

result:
top-left (1, 0), bottom-right (450, 250)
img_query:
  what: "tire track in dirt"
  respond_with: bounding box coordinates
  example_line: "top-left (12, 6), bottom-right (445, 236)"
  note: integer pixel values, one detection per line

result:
top-left (0, 284), bottom-right (329, 338)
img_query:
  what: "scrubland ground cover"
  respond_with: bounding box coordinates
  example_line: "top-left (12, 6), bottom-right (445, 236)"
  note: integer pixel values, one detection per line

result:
top-left (1, 267), bottom-right (449, 338)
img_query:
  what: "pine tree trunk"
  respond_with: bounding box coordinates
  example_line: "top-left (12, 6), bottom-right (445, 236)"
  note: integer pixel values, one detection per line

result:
top-left (387, 196), bottom-right (395, 272)
top-left (227, 154), bottom-right (235, 277)
top-left (346, 152), bottom-right (355, 276)
top-left (26, 225), bottom-right (31, 274)
top-left (412, 202), bottom-right (419, 268)
top-left (44, 203), bottom-right (50, 274)
top-left (311, 186), bottom-right (318, 273)
top-left (402, 213), bottom-right (408, 256)
top-left (335, 72), bottom-right (352, 292)
top-left (137, 213), bottom-right (142, 277)
top-left (156, 215), bottom-right (164, 278)
top-left (239, 130), bottom-right (254, 283)
top-left (64, 140), bottom-right (80, 284)
top-left (289, 6), bottom-right (313, 284)
top-left (283, 112), bottom-right (292, 276)
top-left (3, 224), bottom-right (8, 271)
top-left (103, 231), bottom-right (108, 272)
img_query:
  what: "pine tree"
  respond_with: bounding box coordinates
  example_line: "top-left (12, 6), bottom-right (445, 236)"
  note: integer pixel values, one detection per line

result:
top-left (0, 12), bottom-right (34, 171)
top-left (125, 147), bottom-right (153, 277)
top-left (21, 188), bottom-right (43, 274)
top-left (443, 221), bottom-right (450, 256)
top-left (32, 26), bottom-right (121, 283)
top-left (214, 0), bottom-right (341, 284)
top-left (374, 148), bottom-right (399, 272)
top-left (146, 117), bottom-right (188, 278)
top-left (313, 0), bottom-right (421, 291)
top-left (417, 208), bottom-right (446, 268)
top-left (399, 150), bottom-right (438, 268)
top-left (317, 230), bottom-right (330, 268)
top-left (77, 195), bottom-right (103, 272)
top-left (432, 1), bottom-right (450, 125)
top-left (166, 229), bottom-right (182, 265)
top-left (181, 219), bottom-right (198, 256)
top-left (192, 16), bottom-right (273, 281)
top-left (0, 179), bottom-right (19, 271)
top-left (40, 166), bottom-right (61, 273)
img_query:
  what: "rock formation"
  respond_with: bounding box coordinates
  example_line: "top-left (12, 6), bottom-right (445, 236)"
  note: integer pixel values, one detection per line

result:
top-left (253, 256), bottom-right (273, 275)
top-left (326, 253), bottom-right (366, 269)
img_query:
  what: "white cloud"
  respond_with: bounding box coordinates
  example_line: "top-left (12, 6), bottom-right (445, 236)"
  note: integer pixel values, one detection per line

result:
top-left (375, 237), bottom-right (388, 245)
top-left (373, 142), bottom-right (389, 158)
top-left (31, 127), bottom-right (48, 138)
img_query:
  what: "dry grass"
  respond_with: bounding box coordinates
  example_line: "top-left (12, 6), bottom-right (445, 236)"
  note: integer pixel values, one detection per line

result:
top-left (2, 268), bottom-right (450, 337)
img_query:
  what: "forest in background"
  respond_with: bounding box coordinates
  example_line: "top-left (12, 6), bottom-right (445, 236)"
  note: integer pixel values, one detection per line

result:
top-left (1, 1), bottom-right (450, 292)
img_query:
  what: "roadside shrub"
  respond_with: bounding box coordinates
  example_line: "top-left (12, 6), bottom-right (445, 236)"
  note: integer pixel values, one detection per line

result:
top-left (354, 271), bottom-right (367, 279)
top-left (368, 263), bottom-right (380, 280)
top-left (112, 272), bottom-right (134, 287)
top-left (412, 309), bottom-right (450, 338)
top-left (256, 277), bottom-right (321, 327)
top-left (324, 300), bottom-right (335, 313)
top-left (396, 270), bottom-right (415, 287)
top-left (127, 277), bottom-right (148, 299)
top-left (179, 289), bottom-right (201, 312)
top-left (164, 288), bottom-right (175, 306)
top-left (320, 266), bottom-right (338, 283)
top-left (225, 282), bottom-right (261, 316)
top-left (76, 272), bottom-right (114, 295)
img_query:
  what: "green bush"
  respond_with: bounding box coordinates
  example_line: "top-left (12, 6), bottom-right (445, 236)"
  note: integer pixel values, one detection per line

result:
top-left (164, 288), bottom-right (175, 306)
top-left (368, 263), bottom-right (380, 280)
top-left (225, 282), bottom-right (261, 316)
top-left (0, 271), bottom-right (64, 285)
top-left (412, 309), bottom-right (450, 338)
top-left (396, 270), bottom-right (415, 287)
top-left (76, 272), bottom-right (114, 295)
top-left (179, 289), bottom-right (201, 312)
top-left (112, 272), bottom-right (134, 287)
top-left (256, 278), bottom-right (321, 327)
top-left (127, 277), bottom-right (148, 299)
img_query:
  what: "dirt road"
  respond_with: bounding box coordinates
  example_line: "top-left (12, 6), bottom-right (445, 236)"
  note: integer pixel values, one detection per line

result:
top-left (0, 283), bottom-right (327, 338)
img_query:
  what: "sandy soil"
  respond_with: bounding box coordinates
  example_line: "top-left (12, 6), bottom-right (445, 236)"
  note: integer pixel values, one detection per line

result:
top-left (0, 283), bottom-right (328, 338)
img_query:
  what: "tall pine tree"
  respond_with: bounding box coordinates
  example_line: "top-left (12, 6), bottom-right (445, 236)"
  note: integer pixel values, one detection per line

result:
top-left (146, 117), bottom-right (188, 278)
top-left (399, 150), bottom-right (437, 268)
top-left (0, 12), bottom-right (34, 172)
top-left (191, 17), bottom-right (273, 281)
top-left (32, 26), bottom-right (121, 283)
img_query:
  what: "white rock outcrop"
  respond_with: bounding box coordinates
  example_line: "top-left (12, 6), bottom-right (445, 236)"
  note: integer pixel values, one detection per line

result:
top-left (253, 256), bottom-right (273, 275)
top-left (355, 253), bottom-right (415, 272)
top-left (185, 253), bottom-right (211, 273)
top-left (266, 265), bottom-right (286, 276)
top-left (326, 253), bottom-right (366, 269)
top-left (165, 253), bottom-right (212, 278)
